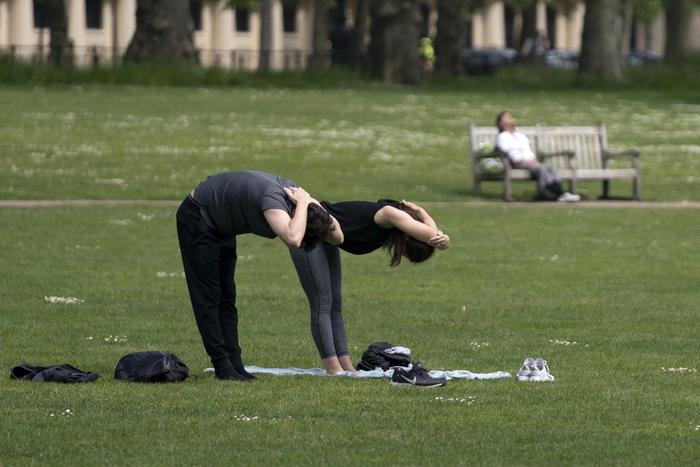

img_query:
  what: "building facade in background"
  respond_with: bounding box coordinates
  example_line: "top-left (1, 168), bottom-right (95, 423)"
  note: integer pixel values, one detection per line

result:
top-left (0, 0), bottom-right (698, 69)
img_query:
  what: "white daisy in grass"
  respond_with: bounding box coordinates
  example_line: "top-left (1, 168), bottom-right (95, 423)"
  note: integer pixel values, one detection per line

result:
top-left (434, 396), bottom-right (477, 405)
top-left (550, 339), bottom-right (576, 346)
top-left (109, 219), bottom-right (133, 225)
top-left (137, 212), bottom-right (155, 221)
top-left (44, 296), bottom-right (84, 304)
top-left (233, 414), bottom-right (260, 422)
top-left (660, 367), bottom-right (697, 374)
top-left (470, 341), bottom-right (489, 350)
top-left (104, 335), bottom-right (128, 343)
top-left (156, 272), bottom-right (185, 278)
top-left (67, 245), bottom-right (102, 251)
top-left (95, 178), bottom-right (126, 185)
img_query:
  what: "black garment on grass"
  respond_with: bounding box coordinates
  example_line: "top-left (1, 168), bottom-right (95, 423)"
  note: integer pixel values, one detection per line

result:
top-left (356, 342), bottom-right (412, 371)
top-left (10, 363), bottom-right (100, 383)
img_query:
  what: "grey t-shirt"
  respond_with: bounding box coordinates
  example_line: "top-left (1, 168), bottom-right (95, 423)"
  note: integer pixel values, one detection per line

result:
top-left (193, 171), bottom-right (297, 238)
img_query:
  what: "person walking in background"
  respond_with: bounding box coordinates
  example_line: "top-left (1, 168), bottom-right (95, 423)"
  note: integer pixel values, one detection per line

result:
top-left (496, 111), bottom-right (580, 202)
top-left (287, 195), bottom-right (450, 375)
top-left (176, 170), bottom-right (343, 381)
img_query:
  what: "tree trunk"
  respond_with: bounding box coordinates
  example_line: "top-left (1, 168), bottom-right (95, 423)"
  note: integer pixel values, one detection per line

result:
top-left (368, 0), bottom-right (422, 85)
top-left (45, 0), bottom-right (72, 65)
top-left (124, 0), bottom-right (196, 63)
top-left (520, 3), bottom-right (537, 50)
top-left (578, 0), bottom-right (623, 81)
top-left (434, 0), bottom-right (466, 76)
top-left (619, 0), bottom-right (633, 58)
top-left (664, 0), bottom-right (691, 61)
top-left (259, 0), bottom-right (274, 70)
top-left (309, 0), bottom-right (329, 68)
top-left (351, 0), bottom-right (370, 71)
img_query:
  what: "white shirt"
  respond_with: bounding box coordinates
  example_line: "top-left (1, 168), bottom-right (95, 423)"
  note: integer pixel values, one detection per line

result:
top-left (497, 130), bottom-right (536, 163)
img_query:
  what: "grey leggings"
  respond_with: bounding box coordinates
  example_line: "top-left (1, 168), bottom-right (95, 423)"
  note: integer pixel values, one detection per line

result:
top-left (289, 242), bottom-right (349, 359)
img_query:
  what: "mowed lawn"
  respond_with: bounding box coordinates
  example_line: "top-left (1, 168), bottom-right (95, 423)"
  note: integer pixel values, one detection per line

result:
top-left (0, 85), bottom-right (698, 202)
top-left (1, 204), bottom-right (699, 465)
top-left (0, 84), bottom-right (699, 465)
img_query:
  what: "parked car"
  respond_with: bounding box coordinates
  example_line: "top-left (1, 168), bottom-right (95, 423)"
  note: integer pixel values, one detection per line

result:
top-left (627, 49), bottom-right (662, 66)
top-left (544, 49), bottom-right (579, 69)
top-left (461, 48), bottom-right (518, 76)
top-left (543, 48), bottom-right (663, 69)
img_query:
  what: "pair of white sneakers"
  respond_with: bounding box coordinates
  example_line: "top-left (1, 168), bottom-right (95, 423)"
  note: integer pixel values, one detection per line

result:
top-left (516, 358), bottom-right (555, 382)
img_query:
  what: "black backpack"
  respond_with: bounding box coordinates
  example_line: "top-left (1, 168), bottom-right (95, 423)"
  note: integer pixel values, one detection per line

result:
top-left (356, 342), bottom-right (412, 371)
top-left (114, 351), bottom-right (189, 383)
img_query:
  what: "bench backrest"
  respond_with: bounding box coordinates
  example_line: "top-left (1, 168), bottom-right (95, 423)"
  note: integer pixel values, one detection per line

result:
top-left (468, 124), bottom-right (538, 154)
top-left (469, 122), bottom-right (608, 170)
top-left (536, 125), bottom-right (606, 170)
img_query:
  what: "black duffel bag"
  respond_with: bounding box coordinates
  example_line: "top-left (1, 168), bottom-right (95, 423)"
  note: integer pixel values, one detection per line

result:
top-left (114, 351), bottom-right (189, 383)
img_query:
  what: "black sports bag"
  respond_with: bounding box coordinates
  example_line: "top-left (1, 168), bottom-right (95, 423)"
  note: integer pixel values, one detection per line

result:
top-left (114, 351), bottom-right (189, 383)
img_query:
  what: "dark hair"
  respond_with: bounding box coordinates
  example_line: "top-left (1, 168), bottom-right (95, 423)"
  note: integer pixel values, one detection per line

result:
top-left (383, 205), bottom-right (435, 267)
top-left (496, 111), bottom-right (509, 132)
top-left (301, 203), bottom-right (334, 252)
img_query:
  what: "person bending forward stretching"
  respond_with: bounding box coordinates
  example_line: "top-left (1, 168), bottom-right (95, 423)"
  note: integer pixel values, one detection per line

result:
top-left (176, 171), bottom-right (342, 381)
top-left (287, 195), bottom-right (450, 375)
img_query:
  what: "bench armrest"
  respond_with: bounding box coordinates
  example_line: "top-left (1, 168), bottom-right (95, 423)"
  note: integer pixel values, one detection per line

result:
top-left (538, 150), bottom-right (575, 169)
top-left (603, 149), bottom-right (640, 158)
top-left (603, 149), bottom-right (640, 170)
top-left (475, 149), bottom-right (505, 160)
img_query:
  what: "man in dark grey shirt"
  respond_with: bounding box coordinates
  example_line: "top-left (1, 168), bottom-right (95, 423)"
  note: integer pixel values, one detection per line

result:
top-left (176, 171), bottom-right (342, 381)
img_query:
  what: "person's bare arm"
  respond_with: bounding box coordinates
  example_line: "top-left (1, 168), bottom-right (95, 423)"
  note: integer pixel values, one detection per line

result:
top-left (400, 200), bottom-right (438, 230)
top-left (375, 206), bottom-right (450, 250)
top-left (263, 187), bottom-right (311, 248)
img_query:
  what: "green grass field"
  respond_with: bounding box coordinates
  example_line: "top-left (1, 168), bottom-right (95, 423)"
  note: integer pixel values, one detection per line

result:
top-left (1, 84), bottom-right (699, 465)
top-left (1, 85), bottom-right (699, 202)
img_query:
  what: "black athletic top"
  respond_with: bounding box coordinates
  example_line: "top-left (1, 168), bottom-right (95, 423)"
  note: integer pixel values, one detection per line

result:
top-left (192, 170), bottom-right (296, 237)
top-left (320, 199), bottom-right (401, 255)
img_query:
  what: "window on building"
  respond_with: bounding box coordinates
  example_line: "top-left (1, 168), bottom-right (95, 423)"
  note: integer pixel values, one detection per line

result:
top-left (32, 0), bottom-right (47, 29)
top-left (190, 0), bottom-right (203, 31)
top-left (235, 8), bottom-right (249, 32)
top-left (282, 5), bottom-right (296, 33)
top-left (85, 0), bottom-right (103, 29)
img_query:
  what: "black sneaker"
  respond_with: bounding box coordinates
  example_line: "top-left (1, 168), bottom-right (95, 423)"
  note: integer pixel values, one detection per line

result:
top-left (390, 362), bottom-right (446, 387)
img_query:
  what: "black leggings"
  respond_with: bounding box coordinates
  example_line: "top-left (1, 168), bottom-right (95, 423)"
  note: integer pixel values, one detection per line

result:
top-left (290, 243), bottom-right (349, 359)
top-left (176, 196), bottom-right (242, 375)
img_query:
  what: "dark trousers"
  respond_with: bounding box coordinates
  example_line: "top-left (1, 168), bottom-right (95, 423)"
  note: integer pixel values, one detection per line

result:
top-left (514, 162), bottom-right (564, 197)
top-left (176, 196), bottom-right (242, 375)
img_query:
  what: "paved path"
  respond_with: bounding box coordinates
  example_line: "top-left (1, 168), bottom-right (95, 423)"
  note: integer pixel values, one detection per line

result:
top-left (1, 199), bottom-right (699, 208)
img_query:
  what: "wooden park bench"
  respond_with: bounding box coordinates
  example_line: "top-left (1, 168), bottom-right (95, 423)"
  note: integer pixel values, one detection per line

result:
top-left (468, 122), bottom-right (641, 201)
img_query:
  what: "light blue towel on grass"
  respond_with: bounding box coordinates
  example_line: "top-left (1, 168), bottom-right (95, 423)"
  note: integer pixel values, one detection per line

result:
top-left (204, 366), bottom-right (511, 380)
